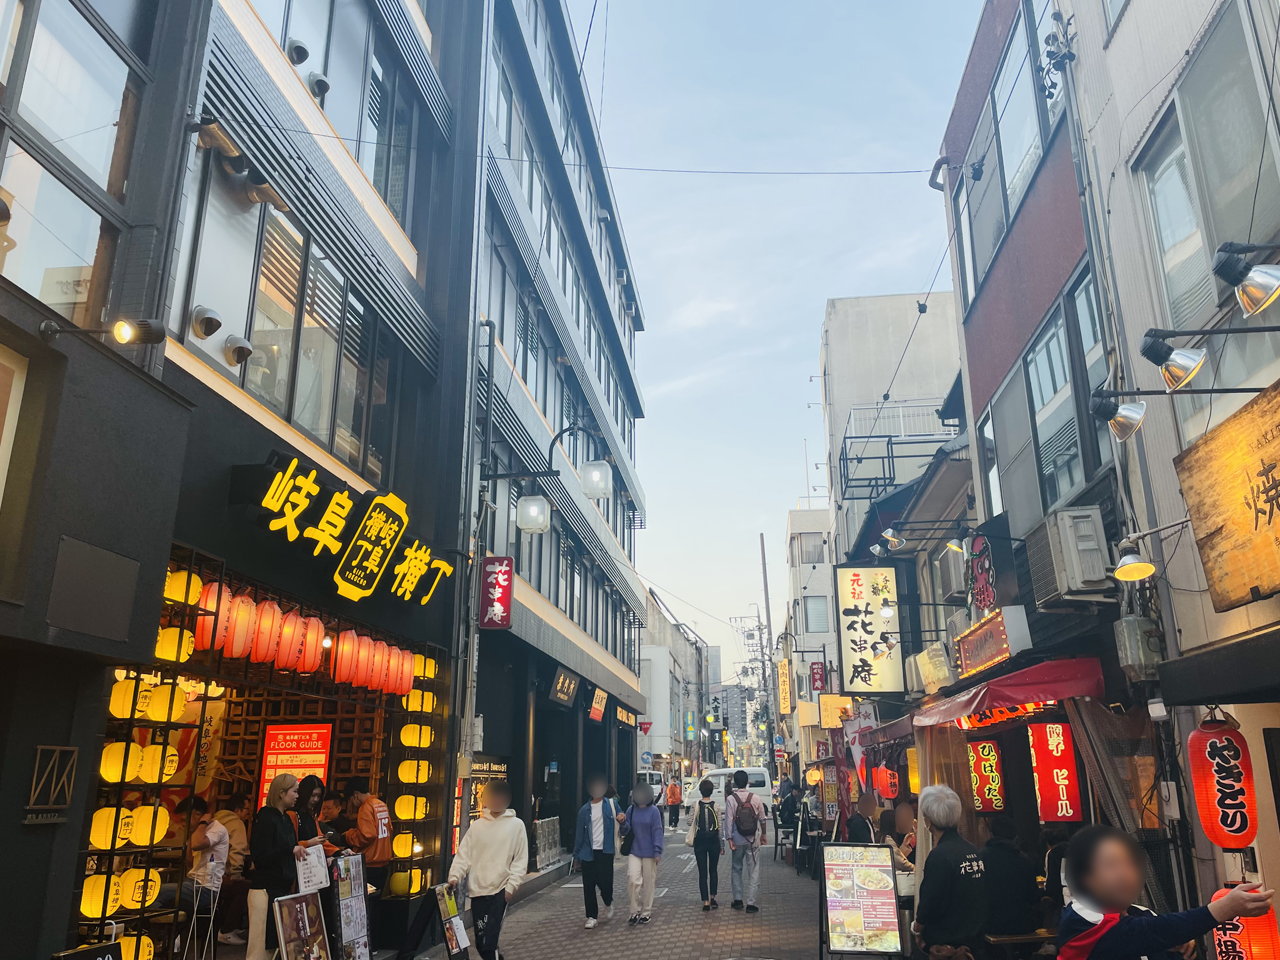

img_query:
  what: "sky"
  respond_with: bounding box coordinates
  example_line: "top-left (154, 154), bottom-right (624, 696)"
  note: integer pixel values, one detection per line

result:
top-left (562, 1), bottom-right (983, 681)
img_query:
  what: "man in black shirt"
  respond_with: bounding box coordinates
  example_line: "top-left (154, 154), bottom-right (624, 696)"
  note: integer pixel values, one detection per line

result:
top-left (913, 785), bottom-right (988, 951)
top-left (847, 791), bottom-right (879, 843)
top-left (982, 816), bottom-right (1039, 935)
top-left (778, 785), bottom-right (803, 827)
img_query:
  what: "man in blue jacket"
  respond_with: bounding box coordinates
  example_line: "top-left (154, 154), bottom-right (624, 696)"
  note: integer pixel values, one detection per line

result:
top-left (574, 774), bottom-right (626, 929)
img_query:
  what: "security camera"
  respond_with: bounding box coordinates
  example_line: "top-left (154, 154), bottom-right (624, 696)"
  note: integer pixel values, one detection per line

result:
top-left (285, 37), bottom-right (310, 65)
top-left (224, 335), bottom-right (253, 365)
top-left (189, 305), bottom-right (222, 340)
top-left (307, 72), bottom-right (330, 98)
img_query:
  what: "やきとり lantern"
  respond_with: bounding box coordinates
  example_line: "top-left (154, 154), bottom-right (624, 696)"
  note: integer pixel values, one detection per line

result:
top-left (1189, 716), bottom-right (1259, 849)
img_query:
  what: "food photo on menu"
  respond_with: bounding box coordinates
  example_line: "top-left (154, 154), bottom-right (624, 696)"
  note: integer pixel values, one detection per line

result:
top-left (824, 845), bottom-right (904, 954)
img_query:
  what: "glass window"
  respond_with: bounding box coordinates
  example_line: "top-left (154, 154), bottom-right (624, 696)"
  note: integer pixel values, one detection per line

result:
top-left (0, 340), bottom-right (27, 513)
top-left (87, 0), bottom-right (157, 60)
top-left (954, 178), bottom-right (976, 308)
top-left (19, 0), bottom-right (139, 200)
top-left (293, 239), bottom-right (342, 442)
top-left (0, 0), bottom-right (23, 97)
top-left (980, 413), bottom-right (1003, 517)
top-left (334, 290), bottom-right (372, 471)
top-left (365, 320), bottom-right (399, 484)
top-left (994, 14), bottom-right (1043, 216)
top-left (1179, 2), bottom-right (1280, 251)
top-left (360, 34), bottom-right (416, 225)
top-left (966, 101), bottom-right (1005, 282)
top-left (246, 209), bottom-right (304, 417)
top-left (1143, 122), bottom-right (1215, 328)
top-left (794, 532), bottom-right (825, 565)
top-left (1174, 303), bottom-right (1280, 442)
top-left (0, 142), bottom-right (117, 327)
top-left (325, 0), bottom-right (369, 156)
top-left (187, 155), bottom-right (262, 377)
top-left (286, 0), bottom-right (332, 86)
top-left (803, 596), bottom-right (829, 633)
top-left (1025, 311), bottom-right (1082, 506)
top-left (1103, 0), bottom-right (1126, 27)
top-left (1072, 274), bottom-right (1112, 466)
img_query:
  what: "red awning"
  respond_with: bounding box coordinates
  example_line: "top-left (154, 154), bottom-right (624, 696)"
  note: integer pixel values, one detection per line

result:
top-left (912, 658), bottom-right (1105, 727)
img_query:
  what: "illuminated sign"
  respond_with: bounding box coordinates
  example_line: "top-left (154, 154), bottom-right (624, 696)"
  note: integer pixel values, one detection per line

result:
top-left (914, 640), bottom-right (957, 694)
top-left (549, 666), bottom-right (579, 706)
top-left (819, 694), bottom-right (853, 729)
top-left (1027, 722), bottom-right (1082, 822)
top-left (1174, 378), bottom-right (1280, 612)
top-left (956, 701), bottom-right (1055, 730)
top-left (834, 567), bottom-right (903, 694)
top-left (258, 724), bottom-right (332, 809)
top-left (956, 605), bottom-right (1031, 678)
top-left (966, 740), bottom-right (1005, 812)
top-left (616, 706), bottom-right (636, 726)
top-left (248, 453), bottom-right (453, 610)
top-left (686, 710), bottom-right (695, 740)
top-left (480, 557), bottom-right (514, 629)
top-left (589, 688), bottom-right (608, 722)
top-left (777, 660), bottom-right (794, 714)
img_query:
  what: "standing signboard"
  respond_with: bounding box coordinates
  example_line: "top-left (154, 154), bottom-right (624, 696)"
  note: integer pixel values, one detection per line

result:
top-left (274, 890), bottom-right (334, 960)
top-left (820, 842), bottom-right (907, 956)
top-left (834, 567), bottom-right (904, 694)
top-left (258, 723), bottom-right (332, 808)
top-left (322, 853), bottom-right (370, 960)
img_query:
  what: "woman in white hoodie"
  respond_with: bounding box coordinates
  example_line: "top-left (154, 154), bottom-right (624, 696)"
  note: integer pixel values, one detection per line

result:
top-left (447, 781), bottom-right (529, 960)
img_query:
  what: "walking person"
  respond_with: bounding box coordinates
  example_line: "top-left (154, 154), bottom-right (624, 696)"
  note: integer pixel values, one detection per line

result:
top-left (726, 769), bottom-right (767, 913)
top-left (246, 774), bottom-right (306, 960)
top-left (685, 779), bottom-right (722, 911)
top-left (666, 778), bottom-right (683, 829)
top-left (621, 781), bottom-right (664, 925)
top-left (574, 774), bottom-right (626, 928)
top-left (447, 780), bottom-right (528, 960)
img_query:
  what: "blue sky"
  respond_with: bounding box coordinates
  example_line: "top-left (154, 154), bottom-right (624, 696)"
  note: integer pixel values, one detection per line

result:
top-left (563, 1), bottom-right (982, 676)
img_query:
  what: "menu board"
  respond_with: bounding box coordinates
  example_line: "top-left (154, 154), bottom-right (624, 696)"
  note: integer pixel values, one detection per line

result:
top-left (274, 891), bottom-right (334, 960)
top-left (434, 883), bottom-right (471, 955)
top-left (822, 844), bottom-right (906, 955)
top-left (323, 854), bottom-right (369, 960)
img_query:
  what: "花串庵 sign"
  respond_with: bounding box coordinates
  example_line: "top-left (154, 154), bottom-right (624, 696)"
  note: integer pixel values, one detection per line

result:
top-left (834, 566), bottom-right (903, 693)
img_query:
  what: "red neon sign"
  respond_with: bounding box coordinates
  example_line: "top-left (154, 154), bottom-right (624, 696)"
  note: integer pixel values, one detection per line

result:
top-left (1027, 722), bottom-right (1082, 822)
top-left (479, 557), bottom-right (514, 629)
top-left (966, 739), bottom-right (1005, 813)
top-left (956, 701), bottom-right (1055, 730)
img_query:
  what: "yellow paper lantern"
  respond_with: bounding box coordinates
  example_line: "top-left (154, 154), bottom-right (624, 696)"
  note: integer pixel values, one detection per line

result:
top-left (119, 934), bottom-right (155, 960)
top-left (412, 654), bottom-right (437, 679)
top-left (145, 685), bottom-right (188, 723)
top-left (388, 868), bottom-right (423, 896)
top-left (397, 760), bottom-right (431, 784)
top-left (109, 679), bottom-right (153, 719)
top-left (120, 867), bottom-right (162, 909)
top-left (401, 689), bottom-right (436, 713)
top-left (131, 804), bottom-right (170, 846)
top-left (80, 874), bottom-right (121, 917)
top-left (392, 832), bottom-right (415, 858)
top-left (138, 744), bottom-right (180, 783)
top-left (101, 742), bottom-right (142, 782)
top-left (394, 795), bottom-right (428, 820)
top-left (155, 627), bottom-right (195, 662)
top-left (89, 807), bottom-right (133, 848)
top-left (164, 569), bottom-right (203, 605)
top-left (398, 723), bottom-right (435, 747)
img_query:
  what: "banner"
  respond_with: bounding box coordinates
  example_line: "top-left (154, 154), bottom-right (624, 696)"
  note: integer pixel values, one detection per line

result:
top-left (835, 567), bottom-right (904, 694)
top-left (777, 660), bottom-right (794, 715)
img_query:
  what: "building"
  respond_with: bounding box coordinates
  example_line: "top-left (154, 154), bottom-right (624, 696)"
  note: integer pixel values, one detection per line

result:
top-left (638, 589), bottom-right (709, 779)
top-left (786, 506), bottom-right (838, 698)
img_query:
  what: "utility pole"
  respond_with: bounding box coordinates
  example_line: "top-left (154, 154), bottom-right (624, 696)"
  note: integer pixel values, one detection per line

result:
top-left (759, 533), bottom-right (778, 780)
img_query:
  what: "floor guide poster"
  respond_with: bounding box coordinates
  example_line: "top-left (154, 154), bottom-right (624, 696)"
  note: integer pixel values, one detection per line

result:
top-left (822, 843), bottom-right (906, 955)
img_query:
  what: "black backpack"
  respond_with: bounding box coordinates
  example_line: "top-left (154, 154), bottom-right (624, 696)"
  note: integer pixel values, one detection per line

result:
top-left (695, 801), bottom-right (720, 842)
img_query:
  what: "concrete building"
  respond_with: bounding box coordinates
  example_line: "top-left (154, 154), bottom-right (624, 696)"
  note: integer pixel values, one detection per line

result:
top-left (638, 590), bottom-right (711, 778)
top-left (786, 506), bottom-right (838, 697)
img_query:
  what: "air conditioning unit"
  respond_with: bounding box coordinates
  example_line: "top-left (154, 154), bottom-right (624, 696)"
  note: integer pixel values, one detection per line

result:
top-left (617, 269), bottom-right (628, 286)
top-left (938, 548), bottom-right (967, 604)
top-left (905, 654), bottom-right (924, 696)
top-left (1025, 505), bottom-right (1114, 606)
top-left (946, 608), bottom-right (970, 641)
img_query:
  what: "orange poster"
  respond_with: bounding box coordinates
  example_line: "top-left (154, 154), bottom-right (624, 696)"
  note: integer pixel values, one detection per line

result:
top-left (258, 724), bottom-right (333, 808)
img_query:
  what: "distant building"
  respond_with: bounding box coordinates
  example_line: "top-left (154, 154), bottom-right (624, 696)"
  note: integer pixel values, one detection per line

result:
top-left (786, 507), bottom-right (837, 698)
top-left (638, 590), bottom-right (711, 777)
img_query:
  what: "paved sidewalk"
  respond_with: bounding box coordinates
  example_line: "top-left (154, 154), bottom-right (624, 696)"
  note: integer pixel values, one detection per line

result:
top-left (487, 826), bottom-right (821, 960)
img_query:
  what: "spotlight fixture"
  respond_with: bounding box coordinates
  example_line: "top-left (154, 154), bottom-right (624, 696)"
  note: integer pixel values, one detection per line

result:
top-left (1089, 391), bottom-right (1146, 442)
top-left (39, 318), bottom-right (166, 345)
top-left (882, 528), bottom-right (904, 549)
top-left (869, 543), bottom-right (886, 557)
top-left (1213, 245), bottom-right (1280, 317)
top-left (879, 598), bottom-right (894, 619)
top-left (946, 537), bottom-right (964, 554)
top-left (1113, 542), bottom-right (1156, 582)
top-left (1139, 334), bottom-right (1205, 392)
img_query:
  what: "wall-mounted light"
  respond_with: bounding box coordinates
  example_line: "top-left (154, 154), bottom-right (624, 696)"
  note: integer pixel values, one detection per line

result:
top-left (1113, 541), bottom-right (1156, 582)
top-left (188, 305), bottom-right (222, 339)
top-left (882, 528), bottom-right (904, 549)
top-left (582, 459), bottom-right (612, 500)
top-left (1139, 336), bottom-right (1206, 391)
top-left (1088, 392), bottom-right (1146, 441)
top-left (516, 495), bottom-right (551, 534)
top-left (1213, 242), bottom-right (1280, 316)
top-left (40, 318), bottom-right (165, 345)
top-left (946, 536), bottom-right (965, 554)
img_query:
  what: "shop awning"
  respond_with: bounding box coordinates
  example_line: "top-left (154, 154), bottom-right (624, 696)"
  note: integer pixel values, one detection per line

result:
top-left (911, 658), bottom-right (1104, 727)
top-left (859, 713), bottom-right (915, 747)
top-left (1159, 632), bottom-right (1280, 705)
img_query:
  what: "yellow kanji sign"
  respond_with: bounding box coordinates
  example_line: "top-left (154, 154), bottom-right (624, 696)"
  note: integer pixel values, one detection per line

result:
top-left (391, 540), bottom-right (455, 606)
top-left (334, 493), bottom-right (408, 601)
top-left (262, 457), bottom-right (320, 542)
top-left (303, 490), bottom-right (353, 557)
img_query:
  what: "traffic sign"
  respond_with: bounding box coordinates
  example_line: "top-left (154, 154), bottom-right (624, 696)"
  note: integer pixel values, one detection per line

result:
top-left (640, 751), bottom-right (653, 766)
top-left (774, 748), bottom-right (786, 761)
top-left (773, 735), bottom-right (784, 746)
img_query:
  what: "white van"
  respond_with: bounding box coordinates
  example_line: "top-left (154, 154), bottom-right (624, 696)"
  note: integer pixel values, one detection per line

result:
top-left (700, 766), bottom-right (772, 816)
top-left (635, 768), bottom-right (665, 803)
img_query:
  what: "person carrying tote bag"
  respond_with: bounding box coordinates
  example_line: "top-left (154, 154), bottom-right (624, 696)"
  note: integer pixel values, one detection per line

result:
top-left (686, 780), bottom-right (722, 911)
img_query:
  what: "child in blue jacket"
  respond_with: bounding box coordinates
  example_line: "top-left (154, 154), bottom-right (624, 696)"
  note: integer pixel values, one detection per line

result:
top-left (621, 781), bottom-right (664, 925)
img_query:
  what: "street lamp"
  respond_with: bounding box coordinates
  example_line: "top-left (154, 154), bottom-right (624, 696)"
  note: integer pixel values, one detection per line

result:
top-left (515, 495), bottom-right (551, 534)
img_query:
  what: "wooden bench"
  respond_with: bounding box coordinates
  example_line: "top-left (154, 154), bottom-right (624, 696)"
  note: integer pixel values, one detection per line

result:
top-left (984, 928), bottom-right (1055, 960)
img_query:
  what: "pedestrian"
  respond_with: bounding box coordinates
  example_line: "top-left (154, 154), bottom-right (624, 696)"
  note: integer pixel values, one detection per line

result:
top-left (574, 774), bottom-right (626, 928)
top-left (725, 769), bottom-right (767, 913)
top-left (911, 785), bottom-right (988, 957)
top-left (982, 816), bottom-right (1040, 936)
top-left (892, 799), bottom-right (918, 867)
top-left (1043, 825), bottom-right (1071, 909)
top-left (685, 779), bottom-right (721, 911)
top-left (1058, 824), bottom-right (1273, 960)
top-left (246, 774), bottom-right (306, 960)
top-left (291, 774), bottom-right (328, 845)
top-left (318, 789), bottom-right (353, 844)
top-left (448, 780), bottom-right (528, 960)
top-left (666, 777), bottom-right (683, 829)
top-left (778, 771), bottom-right (792, 803)
top-left (620, 780), bottom-right (664, 925)
top-left (154, 795), bottom-right (228, 914)
top-left (847, 791), bottom-right (879, 843)
top-left (213, 792), bottom-right (253, 945)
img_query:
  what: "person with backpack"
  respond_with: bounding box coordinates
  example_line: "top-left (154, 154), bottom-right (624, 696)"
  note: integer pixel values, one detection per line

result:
top-left (685, 779), bottom-right (722, 911)
top-left (725, 769), bottom-right (767, 913)
top-left (620, 781), bottom-right (664, 925)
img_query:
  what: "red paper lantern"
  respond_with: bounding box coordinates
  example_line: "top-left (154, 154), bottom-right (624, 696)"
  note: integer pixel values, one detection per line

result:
top-left (385, 647), bottom-right (402, 694)
top-left (332, 630), bottom-right (359, 683)
top-left (1189, 720), bottom-right (1258, 849)
top-left (296, 618), bottom-right (325, 674)
top-left (394, 648), bottom-right (414, 695)
top-left (223, 595), bottom-right (258, 659)
top-left (276, 611), bottom-right (305, 670)
top-left (368, 641), bottom-right (388, 691)
top-left (878, 763), bottom-right (899, 799)
top-left (352, 635), bottom-right (374, 686)
top-left (251, 601), bottom-right (283, 663)
top-left (194, 581), bottom-right (231, 651)
top-left (1211, 888), bottom-right (1280, 960)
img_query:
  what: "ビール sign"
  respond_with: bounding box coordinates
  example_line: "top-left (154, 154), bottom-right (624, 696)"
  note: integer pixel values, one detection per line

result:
top-left (1027, 722), bottom-right (1082, 822)
top-left (819, 694), bottom-right (854, 729)
top-left (821, 843), bottom-right (907, 955)
top-left (777, 660), bottom-right (794, 715)
top-left (589, 688), bottom-right (608, 722)
top-left (1188, 719), bottom-right (1258, 849)
top-left (966, 739), bottom-right (1005, 813)
top-left (834, 567), bottom-right (903, 693)
top-left (956, 606), bottom-right (1031, 678)
top-left (259, 724), bottom-right (332, 809)
top-left (1174, 379), bottom-right (1280, 612)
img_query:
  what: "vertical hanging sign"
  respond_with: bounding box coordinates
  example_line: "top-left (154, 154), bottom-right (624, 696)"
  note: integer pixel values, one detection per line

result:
top-left (777, 660), bottom-right (795, 715)
top-left (1027, 722), bottom-right (1082, 822)
top-left (479, 557), bottom-right (514, 629)
top-left (834, 567), bottom-right (904, 694)
top-left (810, 661), bottom-right (827, 692)
top-left (965, 740), bottom-right (1005, 813)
